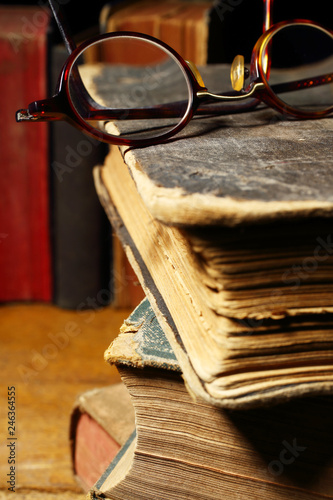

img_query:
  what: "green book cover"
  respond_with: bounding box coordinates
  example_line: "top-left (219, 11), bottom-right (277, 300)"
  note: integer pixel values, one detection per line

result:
top-left (104, 297), bottom-right (180, 372)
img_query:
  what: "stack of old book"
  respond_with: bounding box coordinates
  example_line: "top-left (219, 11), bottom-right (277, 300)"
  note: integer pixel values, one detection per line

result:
top-left (71, 298), bottom-right (333, 499)
top-left (70, 63), bottom-right (333, 498)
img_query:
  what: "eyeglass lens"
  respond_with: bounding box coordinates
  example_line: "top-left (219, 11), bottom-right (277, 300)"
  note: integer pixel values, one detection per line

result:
top-left (68, 36), bottom-right (192, 141)
top-left (263, 24), bottom-right (333, 113)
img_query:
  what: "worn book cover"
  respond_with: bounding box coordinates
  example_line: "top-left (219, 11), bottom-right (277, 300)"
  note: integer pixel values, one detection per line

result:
top-left (94, 140), bottom-right (333, 409)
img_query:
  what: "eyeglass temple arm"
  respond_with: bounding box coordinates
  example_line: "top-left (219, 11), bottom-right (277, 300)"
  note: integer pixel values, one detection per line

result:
top-left (270, 72), bottom-right (333, 95)
top-left (46, 0), bottom-right (106, 119)
top-left (48, 0), bottom-right (76, 54)
top-left (82, 71), bottom-right (333, 119)
top-left (16, 94), bottom-right (71, 123)
top-left (263, 0), bottom-right (273, 32)
top-left (17, 69), bottom-right (332, 124)
top-left (16, 90), bottom-right (259, 123)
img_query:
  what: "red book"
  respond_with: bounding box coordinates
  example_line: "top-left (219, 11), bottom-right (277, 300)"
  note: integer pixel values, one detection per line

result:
top-left (0, 7), bottom-right (52, 302)
top-left (70, 384), bottom-right (135, 491)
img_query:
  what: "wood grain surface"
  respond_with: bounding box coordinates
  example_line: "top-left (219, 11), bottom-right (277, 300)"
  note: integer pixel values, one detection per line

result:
top-left (0, 303), bottom-right (131, 498)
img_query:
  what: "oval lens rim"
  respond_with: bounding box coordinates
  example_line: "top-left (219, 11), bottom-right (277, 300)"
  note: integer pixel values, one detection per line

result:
top-left (257, 20), bottom-right (333, 119)
top-left (64, 31), bottom-right (195, 146)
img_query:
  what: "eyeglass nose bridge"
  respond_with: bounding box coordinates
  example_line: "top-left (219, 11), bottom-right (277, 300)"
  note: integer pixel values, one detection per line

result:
top-left (230, 55), bottom-right (251, 91)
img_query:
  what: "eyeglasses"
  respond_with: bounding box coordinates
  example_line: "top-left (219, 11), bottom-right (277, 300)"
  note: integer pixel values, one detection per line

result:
top-left (16, 0), bottom-right (333, 147)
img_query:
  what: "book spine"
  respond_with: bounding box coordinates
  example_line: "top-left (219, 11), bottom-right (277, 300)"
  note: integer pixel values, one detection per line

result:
top-left (50, 43), bottom-right (112, 309)
top-left (0, 7), bottom-right (52, 302)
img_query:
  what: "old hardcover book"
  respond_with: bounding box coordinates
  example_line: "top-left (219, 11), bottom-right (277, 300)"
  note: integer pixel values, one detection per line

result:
top-left (89, 298), bottom-right (333, 500)
top-left (70, 383), bottom-right (135, 491)
top-left (85, 63), bottom-right (333, 408)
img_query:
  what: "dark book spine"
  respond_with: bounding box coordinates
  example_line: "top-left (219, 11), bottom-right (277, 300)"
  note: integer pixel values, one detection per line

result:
top-left (49, 44), bottom-right (111, 309)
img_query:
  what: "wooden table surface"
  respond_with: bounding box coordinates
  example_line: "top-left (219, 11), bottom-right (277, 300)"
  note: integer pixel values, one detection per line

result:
top-left (0, 302), bottom-right (131, 499)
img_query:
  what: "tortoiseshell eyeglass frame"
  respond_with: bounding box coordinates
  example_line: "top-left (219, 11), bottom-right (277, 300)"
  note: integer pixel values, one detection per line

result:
top-left (16, 0), bottom-right (333, 147)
